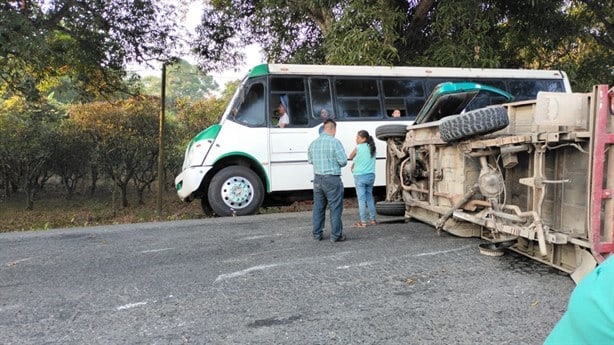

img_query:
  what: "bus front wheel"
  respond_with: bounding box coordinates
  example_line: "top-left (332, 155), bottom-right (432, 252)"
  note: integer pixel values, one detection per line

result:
top-left (208, 166), bottom-right (264, 216)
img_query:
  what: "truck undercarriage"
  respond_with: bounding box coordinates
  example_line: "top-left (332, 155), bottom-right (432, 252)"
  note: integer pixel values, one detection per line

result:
top-left (379, 84), bottom-right (614, 283)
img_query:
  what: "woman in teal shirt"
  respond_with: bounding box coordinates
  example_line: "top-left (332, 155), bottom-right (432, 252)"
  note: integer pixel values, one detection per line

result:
top-left (348, 130), bottom-right (377, 227)
top-left (544, 255), bottom-right (614, 344)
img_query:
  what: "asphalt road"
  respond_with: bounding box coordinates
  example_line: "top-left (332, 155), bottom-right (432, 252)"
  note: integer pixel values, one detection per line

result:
top-left (0, 208), bottom-right (575, 344)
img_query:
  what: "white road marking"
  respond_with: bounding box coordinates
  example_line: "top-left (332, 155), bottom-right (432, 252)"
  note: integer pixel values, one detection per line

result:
top-left (116, 301), bottom-right (148, 310)
top-left (140, 248), bottom-right (174, 254)
top-left (5, 258), bottom-right (33, 267)
top-left (214, 264), bottom-right (280, 282)
top-left (238, 234), bottom-right (282, 241)
top-left (337, 261), bottom-right (376, 269)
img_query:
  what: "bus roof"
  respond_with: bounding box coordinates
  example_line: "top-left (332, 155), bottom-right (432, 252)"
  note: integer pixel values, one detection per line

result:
top-left (248, 63), bottom-right (567, 80)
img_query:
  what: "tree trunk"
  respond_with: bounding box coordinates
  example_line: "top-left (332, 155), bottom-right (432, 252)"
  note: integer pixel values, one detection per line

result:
top-left (89, 169), bottom-right (98, 196)
top-left (137, 186), bottom-right (145, 205)
top-left (120, 183), bottom-right (129, 208)
top-left (25, 185), bottom-right (34, 210)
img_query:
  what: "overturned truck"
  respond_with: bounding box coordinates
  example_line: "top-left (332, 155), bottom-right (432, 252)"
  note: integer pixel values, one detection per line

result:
top-left (377, 83), bottom-right (614, 282)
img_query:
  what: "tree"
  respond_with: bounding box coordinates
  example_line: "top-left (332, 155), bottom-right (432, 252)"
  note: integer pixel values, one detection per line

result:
top-left (0, 0), bottom-right (187, 101)
top-left (139, 59), bottom-right (219, 110)
top-left (69, 97), bottom-right (160, 207)
top-left (193, 1), bottom-right (612, 90)
top-left (0, 96), bottom-right (63, 209)
top-left (50, 120), bottom-right (95, 199)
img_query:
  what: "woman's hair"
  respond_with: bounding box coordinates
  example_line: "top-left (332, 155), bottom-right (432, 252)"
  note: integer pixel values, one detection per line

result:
top-left (358, 130), bottom-right (376, 157)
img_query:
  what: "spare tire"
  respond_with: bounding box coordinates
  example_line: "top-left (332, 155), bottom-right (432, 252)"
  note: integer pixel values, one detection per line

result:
top-left (439, 106), bottom-right (508, 142)
top-left (375, 201), bottom-right (405, 216)
top-left (375, 125), bottom-right (407, 141)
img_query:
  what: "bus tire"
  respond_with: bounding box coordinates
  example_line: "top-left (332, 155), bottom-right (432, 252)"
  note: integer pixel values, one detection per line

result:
top-left (375, 125), bottom-right (407, 141)
top-left (375, 201), bottom-right (405, 216)
top-left (439, 106), bottom-right (509, 142)
top-left (208, 166), bottom-right (264, 216)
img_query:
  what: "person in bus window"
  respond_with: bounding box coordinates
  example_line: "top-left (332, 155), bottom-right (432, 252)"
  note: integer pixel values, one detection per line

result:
top-left (391, 109), bottom-right (401, 117)
top-left (277, 95), bottom-right (290, 128)
top-left (308, 119), bottom-right (348, 242)
top-left (348, 130), bottom-right (377, 227)
top-left (318, 108), bottom-right (332, 134)
top-left (320, 108), bottom-right (332, 120)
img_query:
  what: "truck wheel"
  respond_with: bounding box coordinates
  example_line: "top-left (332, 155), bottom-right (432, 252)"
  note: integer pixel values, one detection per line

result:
top-left (375, 201), bottom-right (405, 216)
top-left (375, 125), bottom-right (407, 141)
top-left (208, 166), bottom-right (264, 216)
top-left (439, 106), bottom-right (508, 142)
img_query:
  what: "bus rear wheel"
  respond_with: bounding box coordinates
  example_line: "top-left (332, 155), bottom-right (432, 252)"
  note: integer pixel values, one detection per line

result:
top-left (208, 166), bottom-right (264, 216)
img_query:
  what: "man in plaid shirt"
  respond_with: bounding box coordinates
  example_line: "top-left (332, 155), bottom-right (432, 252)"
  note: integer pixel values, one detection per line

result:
top-left (308, 119), bottom-right (348, 242)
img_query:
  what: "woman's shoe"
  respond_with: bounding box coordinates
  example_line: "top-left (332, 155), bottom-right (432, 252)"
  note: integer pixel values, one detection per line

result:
top-left (369, 220), bottom-right (377, 226)
top-left (354, 222), bottom-right (367, 228)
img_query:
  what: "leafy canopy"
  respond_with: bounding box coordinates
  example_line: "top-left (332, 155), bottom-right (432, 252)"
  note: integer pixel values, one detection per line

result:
top-left (0, 0), bottom-right (188, 100)
top-left (193, 0), bottom-right (613, 91)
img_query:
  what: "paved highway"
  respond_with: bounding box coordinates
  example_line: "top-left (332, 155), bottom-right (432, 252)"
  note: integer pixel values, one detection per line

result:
top-left (0, 208), bottom-right (574, 344)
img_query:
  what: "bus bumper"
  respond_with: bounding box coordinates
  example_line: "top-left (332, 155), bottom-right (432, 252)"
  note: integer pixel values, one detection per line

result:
top-left (175, 166), bottom-right (211, 202)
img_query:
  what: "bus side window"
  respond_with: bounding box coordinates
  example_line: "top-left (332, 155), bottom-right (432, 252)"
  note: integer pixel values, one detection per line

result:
top-left (232, 83), bottom-right (266, 127)
top-left (405, 98), bottom-right (424, 120)
top-left (508, 80), bottom-right (564, 101)
top-left (310, 78), bottom-right (333, 121)
top-left (270, 77), bottom-right (309, 127)
top-left (383, 79), bottom-right (424, 120)
top-left (335, 79), bottom-right (380, 118)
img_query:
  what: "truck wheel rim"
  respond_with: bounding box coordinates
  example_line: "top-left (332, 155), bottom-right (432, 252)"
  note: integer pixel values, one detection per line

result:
top-left (220, 176), bottom-right (254, 209)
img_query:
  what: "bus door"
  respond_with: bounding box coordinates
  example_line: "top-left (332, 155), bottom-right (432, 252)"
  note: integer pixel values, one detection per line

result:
top-left (269, 77), bottom-right (314, 191)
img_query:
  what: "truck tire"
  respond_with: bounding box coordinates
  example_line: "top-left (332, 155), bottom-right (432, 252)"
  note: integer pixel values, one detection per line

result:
top-left (207, 166), bottom-right (264, 216)
top-left (375, 125), bottom-right (407, 141)
top-left (375, 201), bottom-right (405, 216)
top-left (439, 106), bottom-right (508, 142)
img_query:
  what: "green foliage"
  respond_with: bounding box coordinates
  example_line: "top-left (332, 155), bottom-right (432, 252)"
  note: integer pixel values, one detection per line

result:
top-left (68, 97), bottom-right (161, 207)
top-left (50, 119), bottom-right (96, 199)
top-left (322, 1), bottom-right (404, 65)
top-left (0, 0), bottom-right (186, 101)
top-left (194, 0), bottom-right (612, 90)
top-left (138, 59), bottom-right (219, 111)
top-left (0, 96), bottom-right (64, 209)
top-left (418, 0), bottom-right (502, 68)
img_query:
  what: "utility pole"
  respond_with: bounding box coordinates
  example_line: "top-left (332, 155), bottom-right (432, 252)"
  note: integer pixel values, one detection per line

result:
top-left (156, 62), bottom-right (167, 215)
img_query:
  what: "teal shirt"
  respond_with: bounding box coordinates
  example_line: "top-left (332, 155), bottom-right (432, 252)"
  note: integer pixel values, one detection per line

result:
top-left (544, 255), bottom-right (614, 344)
top-left (352, 142), bottom-right (375, 175)
top-left (308, 133), bottom-right (348, 175)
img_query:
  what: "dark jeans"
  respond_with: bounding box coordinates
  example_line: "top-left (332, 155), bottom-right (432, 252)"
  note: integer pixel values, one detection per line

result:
top-left (312, 174), bottom-right (344, 241)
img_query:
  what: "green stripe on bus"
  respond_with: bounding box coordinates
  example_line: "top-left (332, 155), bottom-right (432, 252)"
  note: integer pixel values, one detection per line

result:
top-left (214, 151), bottom-right (271, 192)
top-left (248, 64), bottom-right (269, 78)
top-left (188, 124), bottom-right (221, 151)
top-left (194, 124), bottom-right (221, 142)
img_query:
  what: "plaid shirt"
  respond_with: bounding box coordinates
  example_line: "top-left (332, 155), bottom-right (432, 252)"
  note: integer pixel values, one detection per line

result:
top-left (308, 132), bottom-right (348, 175)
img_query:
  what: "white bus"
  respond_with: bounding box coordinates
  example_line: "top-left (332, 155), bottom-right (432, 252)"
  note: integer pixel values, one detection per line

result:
top-left (175, 64), bottom-right (571, 216)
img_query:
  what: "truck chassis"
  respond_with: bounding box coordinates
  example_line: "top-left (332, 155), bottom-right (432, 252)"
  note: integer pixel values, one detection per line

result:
top-left (379, 85), bottom-right (614, 282)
